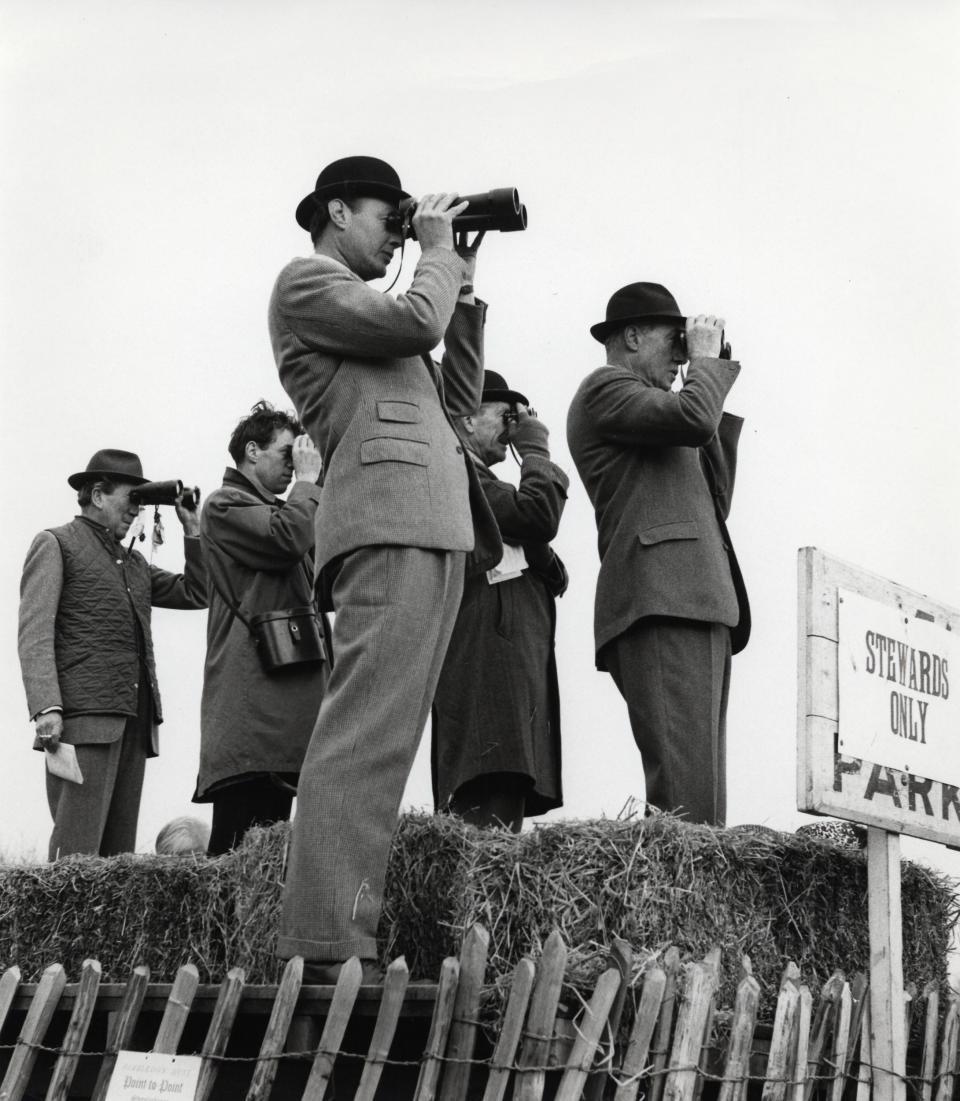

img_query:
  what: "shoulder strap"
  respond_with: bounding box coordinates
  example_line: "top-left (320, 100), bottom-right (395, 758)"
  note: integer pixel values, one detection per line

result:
top-left (200, 531), bottom-right (256, 635)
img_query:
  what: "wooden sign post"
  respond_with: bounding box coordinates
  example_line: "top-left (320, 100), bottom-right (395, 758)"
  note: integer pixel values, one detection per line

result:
top-left (797, 548), bottom-right (960, 1101)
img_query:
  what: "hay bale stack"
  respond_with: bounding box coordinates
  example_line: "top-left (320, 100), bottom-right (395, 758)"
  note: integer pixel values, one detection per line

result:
top-left (1, 814), bottom-right (955, 1020)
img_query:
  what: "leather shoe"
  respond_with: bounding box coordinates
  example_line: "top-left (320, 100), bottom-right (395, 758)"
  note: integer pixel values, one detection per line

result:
top-left (302, 959), bottom-right (384, 986)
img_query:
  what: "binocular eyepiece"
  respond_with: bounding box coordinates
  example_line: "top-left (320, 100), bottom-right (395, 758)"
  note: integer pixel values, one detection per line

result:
top-left (130, 480), bottom-right (200, 510)
top-left (392, 188), bottom-right (528, 239)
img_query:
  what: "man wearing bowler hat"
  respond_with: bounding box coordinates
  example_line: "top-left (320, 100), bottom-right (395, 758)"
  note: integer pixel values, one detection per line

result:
top-left (567, 283), bottom-right (750, 826)
top-left (269, 155), bottom-right (501, 982)
top-left (17, 449), bottom-right (207, 859)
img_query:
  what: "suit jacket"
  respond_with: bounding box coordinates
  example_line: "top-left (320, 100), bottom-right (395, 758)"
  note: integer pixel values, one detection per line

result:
top-left (566, 357), bottom-right (749, 667)
top-left (268, 249), bottom-right (502, 581)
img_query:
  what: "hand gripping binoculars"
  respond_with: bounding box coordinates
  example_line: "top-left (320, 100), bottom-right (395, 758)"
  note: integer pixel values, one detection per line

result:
top-left (391, 188), bottom-right (528, 239)
top-left (130, 480), bottom-right (200, 510)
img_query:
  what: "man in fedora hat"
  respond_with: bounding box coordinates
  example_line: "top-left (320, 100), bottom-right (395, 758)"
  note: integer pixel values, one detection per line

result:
top-left (17, 448), bottom-right (207, 859)
top-left (432, 370), bottom-right (568, 832)
top-left (269, 155), bottom-right (501, 981)
top-left (567, 283), bottom-right (750, 826)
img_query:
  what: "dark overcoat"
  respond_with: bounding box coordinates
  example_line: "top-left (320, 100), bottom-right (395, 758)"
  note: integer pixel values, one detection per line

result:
top-left (194, 469), bottom-right (329, 798)
top-left (432, 454), bottom-right (568, 817)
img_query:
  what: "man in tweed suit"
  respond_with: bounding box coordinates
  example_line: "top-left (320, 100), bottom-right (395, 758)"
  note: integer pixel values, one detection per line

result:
top-left (567, 283), bottom-right (750, 827)
top-left (269, 155), bottom-right (501, 981)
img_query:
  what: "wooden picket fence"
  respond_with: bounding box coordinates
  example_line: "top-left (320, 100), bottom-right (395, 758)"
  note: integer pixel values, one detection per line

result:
top-left (1, 923), bottom-right (959, 1100)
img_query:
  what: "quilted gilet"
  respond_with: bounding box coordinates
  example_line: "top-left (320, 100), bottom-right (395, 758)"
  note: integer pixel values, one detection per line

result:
top-left (48, 518), bottom-right (162, 720)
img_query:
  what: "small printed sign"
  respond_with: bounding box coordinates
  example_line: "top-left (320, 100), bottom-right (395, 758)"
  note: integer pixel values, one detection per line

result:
top-left (104, 1051), bottom-right (201, 1101)
top-left (838, 587), bottom-right (959, 783)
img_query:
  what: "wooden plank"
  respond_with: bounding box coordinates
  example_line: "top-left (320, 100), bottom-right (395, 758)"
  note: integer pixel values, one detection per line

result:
top-left (480, 957), bottom-right (535, 1101)
top-left (584, 938), bottom-right (632, 1101)
top-left (194, 967), bottom-right (245, 1101)
top-left (792, 986), bottom-right (812, 1101)
top-left (412, 957), bottom-right (459, 1101)
top-left (90, 965), bottom-right (150, 1101)
top-left (648, 946), bottom-right (681, 1101)
top-left (0, 962), bottom-right (67, 1101)
top-left (663, 962), bottom-right (714, 1101)
top-left (554, 968), bottom-right (621, 1101)
top-left (692, 948), bottom-right (721, 1101)
top-left (245, 955), bottom-right (303, 1101)
top-left (438, 924), bottom-right (489, 1101)
top-left (867, 827), bottom-right (906, 1101)
top-left (0, 967), bottom-right (21, 1037)
top-left (842, 973), bottom-right (868, 1086)
top-left (153, 963), bottom-right (199, 1054)
top-left (933, 992), bottom-right (960, 1101)
top-left (514, 929), bottom-right (568, 1101)
top-left (44, 959), bottom-right (101, 1101)
top-left (762, 963), bottom-right (800, 1101)
top-left (855, 994), bottom-right (872, 1101)
top-left (802, 970), bottom-right (844, 1101)
top-left (918, 980), bottom-right (939, 1101)
top-left (827, 982), bottom-right (851, 1101)
top-left (354, 955), bottom-right (410, 1101)
top-left (613, 965), bottom-right (666, 1101)
top-left (715, 973), bottom-right (759, 1101)
top-left (302, 957), bottom-right (363, 1101)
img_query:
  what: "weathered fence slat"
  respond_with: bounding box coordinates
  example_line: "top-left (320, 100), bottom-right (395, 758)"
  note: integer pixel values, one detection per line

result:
top-left (153, 963), bottom-right (199, 1054)
top-left (614, 964), bottom-right (667, 1101)
top-left (802, 970), bottom-right (844, 1101)
top-left (761, 962), bottom-right (800, 1101)
top-left (854, 994), bottom-right (872, 1101)
top-left (302, 957), bottom-right (362, 1101)
top-left (0, 967), bottom-right (21, 1037)
top-left (716, 971), bottom-right (760, 1101)
top-left (0, 962), bottom-right (67, 1101)
top-left (554, 967), bottom-right (621, 1101)
top-left (514, 929), bottom-right (568, 1101)
top-left (664, 963), bottom-right (716, 1101)
top-left (919, 979), bottom-right (940, 1101)
top-left (827, 981), bottom-right (851, 1101)
top-left (438, 923), bottom-right (489, 1101)
top-left (649, 946), bottom-right (681, 1101)
top-left (245, 955), bottom-right (303, 1101)
top-left (791, 986), bottom-right (812, 1101)
top-left (90, 964), bottom-right (150, 1101)
top-left (584, 938), bottom-right (632, 1101)
top-left (412, 957), bottom-right (460, 1101)
top-left (480, 957), bottom-right (535, 1101)
top-left (692, 947), bottom-right (721, 1101)
top-left (194, 967), bottom-right (245, 1101)
top-left (354, 955), bottom-right (410, 1101)
top-left (44, 959), bottom-right (101, 1101)
top-left (841, 972), bottom-right (868, 1086)
top-left (933, 991), bottom-right (960, 1101)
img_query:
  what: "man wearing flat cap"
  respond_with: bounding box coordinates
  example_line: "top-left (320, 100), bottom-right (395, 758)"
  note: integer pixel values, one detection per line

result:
top-left (17, 449), bottom-right (207, 859)
top-left (567, 283), bottom-right (750, 826)
top-left (269, 155), bottom-right (501, 982)
top-left (433, 370), bottom-right (568, 832)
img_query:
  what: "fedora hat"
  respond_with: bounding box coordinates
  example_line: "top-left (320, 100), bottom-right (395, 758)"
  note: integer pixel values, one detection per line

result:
top-left (295, 155), bottom-right (411, 231)
top-left (481, 370), bottom-right (528, 408)
top-left (590, 282), bottom-right (685, 343)
top-left (67, 449), bottom-right (148, 490)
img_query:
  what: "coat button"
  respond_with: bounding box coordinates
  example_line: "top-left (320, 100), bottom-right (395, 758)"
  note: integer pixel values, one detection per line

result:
top-left (455, 445), bottom-right (463, 454)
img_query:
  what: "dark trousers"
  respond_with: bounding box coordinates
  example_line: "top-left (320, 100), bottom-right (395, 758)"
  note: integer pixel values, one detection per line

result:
top-left (207, 776), bottom-right (295, 856)
top-left (603, 617), bottom-right (731, 826)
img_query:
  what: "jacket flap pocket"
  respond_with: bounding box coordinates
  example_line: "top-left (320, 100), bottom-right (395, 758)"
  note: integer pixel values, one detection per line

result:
top-left (638, 520), bottom-right (699, 545)
top-left (377, 400), bottom-right (422, 424)
top-left (360, 437), bottom-right (430, 466)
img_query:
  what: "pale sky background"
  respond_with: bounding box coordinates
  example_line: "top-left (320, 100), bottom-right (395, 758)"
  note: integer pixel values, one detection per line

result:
top-left (2, 0), bottom-right (959, 916)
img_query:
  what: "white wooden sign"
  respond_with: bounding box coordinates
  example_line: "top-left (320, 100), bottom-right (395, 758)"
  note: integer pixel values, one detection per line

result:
top-left (104, 1051), bottom-right (201, 1101)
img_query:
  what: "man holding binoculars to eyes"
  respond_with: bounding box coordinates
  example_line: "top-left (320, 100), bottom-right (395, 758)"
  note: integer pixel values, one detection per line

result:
top-left (269, 155), bottom-right (501, 983)
top-left (567, 283), bottom-right (750, 828)
top-left (17, 449), bottom-right (206, 859)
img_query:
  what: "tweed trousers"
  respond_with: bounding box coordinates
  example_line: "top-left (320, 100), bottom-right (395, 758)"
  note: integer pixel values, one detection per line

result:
top-left (602, 618), bottom-right (731, 827)
top-left (278, 545), bottom-right (465, 962)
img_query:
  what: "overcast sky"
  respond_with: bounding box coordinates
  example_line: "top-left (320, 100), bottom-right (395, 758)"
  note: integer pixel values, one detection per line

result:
top-left (2, 0), bottom-right (959, 909)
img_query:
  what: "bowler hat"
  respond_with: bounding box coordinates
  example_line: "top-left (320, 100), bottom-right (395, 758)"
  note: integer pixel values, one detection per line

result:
top-left (481, 370), bottom-right (528, 408)
top-left (67, 449), bottom-right (148, 490)
top-left (295, 155), bottom-right (411, 231)
top-left (589, 282), bottom-right (686, 343)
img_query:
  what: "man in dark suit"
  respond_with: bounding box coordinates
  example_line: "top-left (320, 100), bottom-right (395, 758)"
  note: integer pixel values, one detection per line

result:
top-left (567, 283), bottom-right (750, 826)
top-left (269, 156), bottom-right (501, 982)
top-left (17, 449), bottom-right (206, 859)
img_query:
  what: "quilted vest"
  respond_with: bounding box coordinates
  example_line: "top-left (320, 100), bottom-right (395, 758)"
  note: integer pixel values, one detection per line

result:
top-left (49, 518), bottom-right (163, 721)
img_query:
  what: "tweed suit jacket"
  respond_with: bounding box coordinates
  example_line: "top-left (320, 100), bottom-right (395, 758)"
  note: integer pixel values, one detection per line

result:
top-left (567, 357), bottom-right (748, 667)
top-left (268, 249), bottom-right (502, 578)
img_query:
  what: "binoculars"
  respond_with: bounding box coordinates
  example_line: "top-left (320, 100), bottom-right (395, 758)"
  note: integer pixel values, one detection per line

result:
top-left (393, 188), bottom-right (528, 239)
top-left (130, 480), bottom-right (200, 510)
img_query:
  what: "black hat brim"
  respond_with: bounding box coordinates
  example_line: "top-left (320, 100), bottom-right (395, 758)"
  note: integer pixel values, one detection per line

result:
top-left (590, 313), bottom-right (686, 344)
top-left (67, 470), bottom-right (149, 490)
top-left (481, 387), bottom-right (529, 407)
top-left (295, 181), bottom-right (412, 231)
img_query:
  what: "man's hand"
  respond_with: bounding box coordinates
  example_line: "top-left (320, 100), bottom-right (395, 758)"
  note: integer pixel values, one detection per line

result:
top-left (292, 434), bottom-right (322, 482)
top-left (175, 491), bottom-right (201, 536)
top-left (510, 406), bottom-right (550, 459)
top-left (455, 228), bottom-right (485, 288)
top-left (685, 314), bottom-right (726, 360)
top-left (412, 193), bottom-right (470, 252)
top-left (35, 711), bottom-right (63, 750)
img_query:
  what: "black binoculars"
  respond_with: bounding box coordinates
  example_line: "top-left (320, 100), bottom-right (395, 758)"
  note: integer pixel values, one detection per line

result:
top-left (392, 188), bottom-right (528, 239)
top-left (130, 480), bottom-right (200, 510)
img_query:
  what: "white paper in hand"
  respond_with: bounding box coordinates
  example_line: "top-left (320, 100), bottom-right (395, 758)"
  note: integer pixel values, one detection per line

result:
top-left (45, 743), bottom-right (83, 784)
